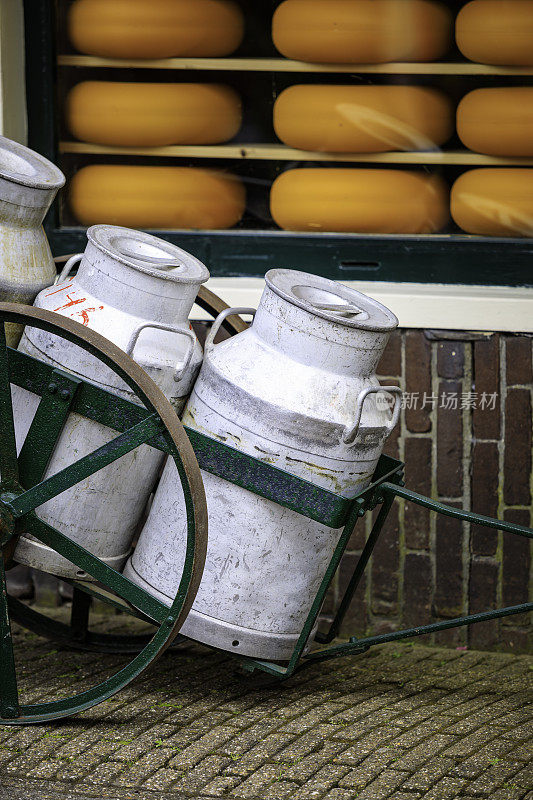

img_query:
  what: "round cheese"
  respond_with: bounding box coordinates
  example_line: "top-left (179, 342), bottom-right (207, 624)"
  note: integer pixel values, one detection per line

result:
top-left (66, 82), bottom-right (242, 147)
top-left (451, 169), bottom-right (533, 236)
top-left (70, 165), bottom-right (246, 229)
top-left (274, 85), bottom-right (453, 152)
top-left (457, 88), bottom-right (533, 157)
top-left (68, 0), bottom-right (244, 58)
top-left (456, 0), bottom-right (533, 66)
top-left (270, 168), bottom-right (449, 233)
top-left (272, 0), bottom-right (452, 64)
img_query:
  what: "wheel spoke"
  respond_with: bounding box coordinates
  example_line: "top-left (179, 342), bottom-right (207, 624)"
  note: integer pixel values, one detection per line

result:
top-left (0, 554), bottom-right (19, 718)
top-left (20, 514), bottom-right (169, 623)
top-left (18, 369), bottom-right (81, 489)
top-left (7, 414), bottom-right (164, 518)
top-left (0, 325), bottom-right (19, 487)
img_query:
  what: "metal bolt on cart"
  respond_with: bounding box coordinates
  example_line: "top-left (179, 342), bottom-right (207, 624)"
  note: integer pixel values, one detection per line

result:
top-left (0, 273), bottom-right (532, 725)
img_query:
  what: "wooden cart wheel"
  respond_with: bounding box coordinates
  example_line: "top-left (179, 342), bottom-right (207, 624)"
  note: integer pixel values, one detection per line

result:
top-left (195, 285), bottom-right (248, 336)
top-left (7, 263), bottom-right (246, 655)
top-left (0, 303), bottom-right (208, 724)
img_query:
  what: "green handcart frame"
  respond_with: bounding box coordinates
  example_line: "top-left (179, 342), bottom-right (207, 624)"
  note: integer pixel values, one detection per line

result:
top-left (0, 302), bottom-right (532, 725)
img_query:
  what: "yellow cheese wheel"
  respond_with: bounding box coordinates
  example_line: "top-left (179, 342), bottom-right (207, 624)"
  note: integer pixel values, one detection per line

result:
top-left (66, 82), bottom-right (242, 147)
top-left (451, 169), bottom-right (533, 236)
top-left (457, 89), bottom-right (533, 157)
top-left (68, 0), bottom-right (244, 58)
top-left (69, 166), bottom-right (245, 230)
top-left (272, 0), bottom-right (452, 64)
top-left (274, 85), bottom-right (454, 153)
top-left (270, 168), bottom-right (449, 233)
top-left (456, 1), bottom-right (533, 66)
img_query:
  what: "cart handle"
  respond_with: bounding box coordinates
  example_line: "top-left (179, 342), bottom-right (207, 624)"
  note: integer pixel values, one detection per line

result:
top-left (126, 323), bottom-right (196, 382)
top-left (343, 386), bottom-right (402, 446)
top-left (204, 306), bottom-right (256, 354)
top-left (55, 253), bottom-right (82, 285)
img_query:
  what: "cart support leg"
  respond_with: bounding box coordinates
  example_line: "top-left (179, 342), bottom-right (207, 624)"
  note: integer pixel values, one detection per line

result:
top-left (70, 587), bottom-right (92, 643)
top-left (0, 554), bottom-right (19, 719)
top-left (316, 492), bottom-right (395, 645)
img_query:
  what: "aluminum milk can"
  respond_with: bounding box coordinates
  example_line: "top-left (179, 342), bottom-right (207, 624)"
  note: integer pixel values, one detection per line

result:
top-left (0, 135), bottom-right (65, 347)
top-left (13, 225), bottom-right (209, 578)
top-left (125, 269), bottom-right (400, 659)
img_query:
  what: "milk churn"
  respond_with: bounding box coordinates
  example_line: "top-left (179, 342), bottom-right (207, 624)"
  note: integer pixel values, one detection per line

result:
top-left (0, 135), bottom-right (65, 346)
top-left (125, 269), bottom-right (400, 659)
top-left (13, 225), bottom-right (209, 578)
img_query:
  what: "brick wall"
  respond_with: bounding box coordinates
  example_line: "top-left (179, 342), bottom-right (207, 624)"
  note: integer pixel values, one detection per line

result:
top-left (326, 329), bottom-right (533, 654)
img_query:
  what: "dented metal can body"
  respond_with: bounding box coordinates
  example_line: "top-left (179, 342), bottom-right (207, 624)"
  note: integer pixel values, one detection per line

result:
top-left (125, 269), bottom-right (399, 659)
top-left (0, 135), bottom-right (65, 346)
top-left (13, 225), bottom-right (209, 578)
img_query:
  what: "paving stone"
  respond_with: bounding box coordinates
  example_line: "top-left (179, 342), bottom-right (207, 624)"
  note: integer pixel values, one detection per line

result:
top-left (2, 612), bottom-right (532, 800)
top-left (289, 765), bottom-right (351, 799)
top-left (260, 779), bottom-right (301, 799)
top-left (388, 734), bottom-right (457, 771)
top-left (200, 775), bottom-right (243, 796)
top-left (137, 767), bottom-right (179, 791)
top-left (231, 764), bottom-right (284, 798)
top-left (322, 790), bottom-right (361, 800)
top-left (171, 754), bottom-right (232, 793)
top-left (401, 757), bottom-right (456, 791)
top-left (420, 776), bottom-right (469, 799)
top-left (278, 741), bottom-right (349, 782)
top-left (348, 768), bottom-right (411, 799)
top-left (465, 762), bottom-right (526, 796)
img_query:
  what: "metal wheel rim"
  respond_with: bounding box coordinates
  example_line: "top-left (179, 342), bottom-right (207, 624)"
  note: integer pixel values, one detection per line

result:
top-left (0, 302), bottom-right (208, 724)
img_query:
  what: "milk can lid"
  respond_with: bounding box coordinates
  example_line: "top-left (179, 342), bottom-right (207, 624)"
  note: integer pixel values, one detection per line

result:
top-left (88, 225), bottom-right (210, 284)
top-left (0, 135), bottom-right (65, 190)
top-left (266, 269), bottom-right (398, 332)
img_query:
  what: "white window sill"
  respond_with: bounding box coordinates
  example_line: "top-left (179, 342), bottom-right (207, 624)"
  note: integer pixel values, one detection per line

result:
top-left (192, 278), bottom-right (533, 334)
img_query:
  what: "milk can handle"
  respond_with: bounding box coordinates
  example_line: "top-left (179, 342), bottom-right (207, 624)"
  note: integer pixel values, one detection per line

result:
top-left (204, 307), bottom-right (256, 354)
top-left (126, 323), bottom-right (196, 382)
top-left (55, 253), bottom-right (82, 285)
top-left (342, 386), bottom-right (402, 446)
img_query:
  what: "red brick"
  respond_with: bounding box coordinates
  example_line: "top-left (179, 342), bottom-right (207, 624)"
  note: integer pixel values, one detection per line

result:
top-left (347, 515), bottom-right (367, 552)
top-left (338, 554), bottom-right (367, 638)
top-left (498, 628), bottom-right (532, 653)
top-left (371, 503), bottom-right (399, 616)
top-left (506, 335), bottom-right (533, 386)
top-left (404, 437), bottom-right (432, 549)
top-left (502, 509), bottom-right (531, 618)
top-left (436, 380), bottom-right (463, 498)
top-left (321, 583), bottom-right (336, 617)
top-left (434, 504), bottom-right (464, 619)
top-left (405, 330), bottom-right (431, 433)
top-left (373, 618), bottom-right (400, 635)
top-left (471, 441), bottom-right (499, 556)
top-left (382, 420), bottom-right (400, 460)
top-left (403, 552), bottom-right (432, 627)
top-left (503, 388), bottom-right (532, 506)
top-left (377, 329), bottom-right (401, 376)
top-left (434, 626), bottom-right (466, 648)
top-left (468, 559), bottom-right (499, 650)
top-left (379, 378), bottom-right (401, 459)
top-left (437, 341), bottom-right (465, 379)
top-left (473, 335), bottom-right (500, 440)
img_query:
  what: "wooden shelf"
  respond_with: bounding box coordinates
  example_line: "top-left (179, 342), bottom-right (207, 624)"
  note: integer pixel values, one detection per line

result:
top-left (59, 141), bottom-right (533, 166)
top-left (58, 55), bottom-right (533, 76)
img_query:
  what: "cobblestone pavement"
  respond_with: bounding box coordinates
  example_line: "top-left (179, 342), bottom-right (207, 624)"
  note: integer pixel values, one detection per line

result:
top-left (0, 610), bottom-right (532, 800)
